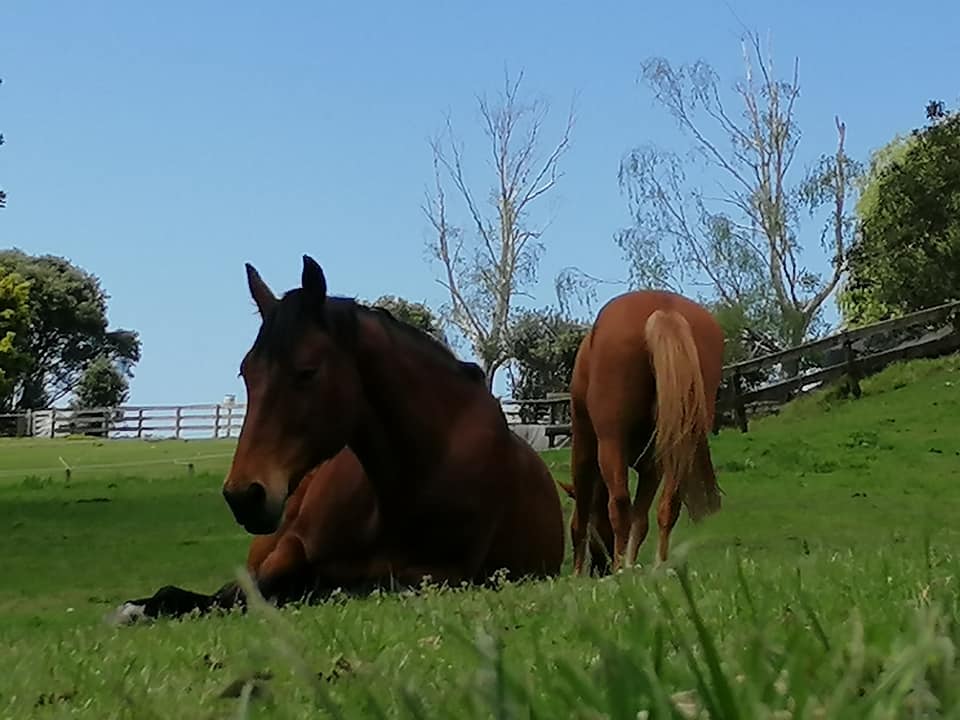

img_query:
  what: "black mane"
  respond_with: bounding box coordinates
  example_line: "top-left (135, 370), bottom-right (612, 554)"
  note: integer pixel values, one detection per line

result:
top-left (251, 289), bottom-right (358, 361)
top-left (362, 304), bottom-right (485, 385)
top-left (252, 290), bottom-right (486, 386)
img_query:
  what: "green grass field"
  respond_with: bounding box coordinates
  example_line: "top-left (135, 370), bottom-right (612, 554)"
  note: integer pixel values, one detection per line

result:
top-left (2, 356), bottom-right (960, 718)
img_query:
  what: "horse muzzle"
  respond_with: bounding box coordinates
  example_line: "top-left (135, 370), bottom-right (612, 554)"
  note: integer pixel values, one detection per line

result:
top-left (222, 482), bottom-right (280, 534)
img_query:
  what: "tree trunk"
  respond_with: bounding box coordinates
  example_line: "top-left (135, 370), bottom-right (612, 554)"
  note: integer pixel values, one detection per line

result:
top-left (780, 313), bottom-right (810, 380)
top-left (483, 357), bottom-right (506, 393)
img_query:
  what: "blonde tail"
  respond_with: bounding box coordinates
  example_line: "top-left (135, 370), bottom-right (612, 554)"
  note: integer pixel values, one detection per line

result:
top-left (644, 310), bottom-right (720, 522)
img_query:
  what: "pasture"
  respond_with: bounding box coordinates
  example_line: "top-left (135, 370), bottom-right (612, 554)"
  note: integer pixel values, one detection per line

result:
top-left (2, 356), bottom-right (960, 718)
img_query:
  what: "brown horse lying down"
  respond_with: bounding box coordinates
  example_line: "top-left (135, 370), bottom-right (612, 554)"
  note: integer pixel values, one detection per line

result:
top-left (221, 256), bottom-right (564, 587)
top-left (568, 289), bottom-right (725, 575)
top-left (111, 448), bottom-right (380, 623)
top-left (113, 256), bottom-right (565, 622)
top-left (113, 436), bottom-right (563, 623)
top-left (115, 435), bottom-right (564, 624)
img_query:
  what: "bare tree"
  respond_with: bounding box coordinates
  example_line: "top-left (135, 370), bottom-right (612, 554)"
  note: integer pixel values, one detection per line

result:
top-left (561, 34), bottom-right (860, 363)
top-left (423, 71), bottom-right (575, 389)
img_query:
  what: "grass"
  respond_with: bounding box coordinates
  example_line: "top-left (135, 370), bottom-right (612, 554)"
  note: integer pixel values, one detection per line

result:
top-left (2, 356), bottom-right (960, 718)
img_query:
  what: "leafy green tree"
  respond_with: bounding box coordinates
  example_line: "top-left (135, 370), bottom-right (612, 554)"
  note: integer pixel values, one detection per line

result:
top-left (67, 355), bottom-right (130, 437)
top-left (0, 249), bottom-right (141, 410)
top-left (710, 297), bottom-right (781, 367)
top-left (506, 308), bottom-right (588, 406)
top-left (72, 355), bottom-right (130, 409)
top-left (839, 102), bottom-right (960, 326)
top-left (0, 269), bottom-right (30, 405)
top-left (369, 295), bottom-right (447, 345)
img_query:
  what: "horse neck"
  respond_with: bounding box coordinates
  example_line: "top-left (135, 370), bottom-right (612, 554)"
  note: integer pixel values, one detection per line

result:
top-left (349, 316), bottom-right (484, 476)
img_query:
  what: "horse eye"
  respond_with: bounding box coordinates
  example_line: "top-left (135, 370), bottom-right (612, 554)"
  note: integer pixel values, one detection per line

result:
top-left (295, 367), bottom-right (318, 383)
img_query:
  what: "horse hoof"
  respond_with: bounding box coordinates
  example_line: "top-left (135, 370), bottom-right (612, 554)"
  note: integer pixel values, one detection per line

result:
top-left (105, 601), bottom-right (147, 627)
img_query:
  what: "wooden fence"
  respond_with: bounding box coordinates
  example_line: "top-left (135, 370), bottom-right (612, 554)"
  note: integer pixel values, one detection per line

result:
top-left (2, 299), bottom-right (958, 443)
top-left (0, 403), bottom-right (247, 440)
top-left (717, 299), bottom-right (960, 432)
top-left (497, 298), bottom-right (960, 440)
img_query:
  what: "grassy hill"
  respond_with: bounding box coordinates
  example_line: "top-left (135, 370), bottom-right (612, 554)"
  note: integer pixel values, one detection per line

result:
top-left (1, 356), bottom-right (959, 718)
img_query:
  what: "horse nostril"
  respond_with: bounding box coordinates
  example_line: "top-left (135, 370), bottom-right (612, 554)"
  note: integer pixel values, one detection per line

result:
top-left (223, 482), bottom-right (267, 520)
top-left (248, 482), bottom-right (266, 507)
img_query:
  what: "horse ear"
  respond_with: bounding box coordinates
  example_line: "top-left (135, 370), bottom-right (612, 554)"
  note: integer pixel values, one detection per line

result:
top-left (245, 263), bottom-right (277, 317)
top-left (301, 255), bottom-right (328, 302)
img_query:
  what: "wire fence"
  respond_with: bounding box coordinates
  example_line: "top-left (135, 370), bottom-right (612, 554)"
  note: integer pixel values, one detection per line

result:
top-left (0, 451), bottom-right (236, 485)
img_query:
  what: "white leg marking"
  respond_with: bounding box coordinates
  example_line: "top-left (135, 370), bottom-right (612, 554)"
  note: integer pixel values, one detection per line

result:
top-left (105, 602), bottom-right (148, 627)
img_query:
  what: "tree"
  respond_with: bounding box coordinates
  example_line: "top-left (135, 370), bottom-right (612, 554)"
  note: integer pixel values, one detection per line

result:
top-left (424, 70), bottom-right (575, 389)
top-left (839, 102), bottom-right (960, 326)
top-left (71, 355), bottom-right (131, 409)
top-left (564, 34), bottom-right (860, 367)
top-left (506, 308), bottom-right (587, 406)
top-left (0, 249), bottom-right (141, 410)
top-left (368, 295), bottom-right (447, 345)
top-left (0, 269), bottom-right (30, 404)
top-left (65, 355), bottom-right (130, 438)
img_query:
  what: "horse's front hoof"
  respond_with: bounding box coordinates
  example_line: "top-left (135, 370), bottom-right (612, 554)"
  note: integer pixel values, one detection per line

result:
top-left (105, 601), bottom-right (148, 627)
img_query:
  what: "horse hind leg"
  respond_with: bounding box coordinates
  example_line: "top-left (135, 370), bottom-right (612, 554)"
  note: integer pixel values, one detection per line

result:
top-left (655, 476), bottom-right (683, 565)
top-left (597, 436), bottom-right (632, 572)
top-left (625, 440), bottom-right (660, 568)
top-left (587, 482), bottom-right (613, 576)
top-left (570, 405), bottom-right (601, 577)
top-left (656, 432), bottom-right (721, 565)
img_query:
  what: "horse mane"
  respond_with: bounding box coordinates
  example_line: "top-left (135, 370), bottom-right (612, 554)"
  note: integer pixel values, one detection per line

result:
top-left (252, 290), bottom-right (485, 387)
top-left (362, 305), bottom-right (485, 386)
top-left (252, 290), bottom-right (359, 360)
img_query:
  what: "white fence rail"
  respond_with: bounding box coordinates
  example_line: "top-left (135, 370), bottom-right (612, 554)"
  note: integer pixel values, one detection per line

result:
top-left (0, 396), bottom-right (571, 441)
top-left (0, 403), bottom-right (247, 440)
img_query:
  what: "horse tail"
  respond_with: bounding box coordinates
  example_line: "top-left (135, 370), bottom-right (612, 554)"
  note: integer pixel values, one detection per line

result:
top-left (555, 479), bottom-right (576, 500)
top-left (644, 309), bottom-right (720, 522)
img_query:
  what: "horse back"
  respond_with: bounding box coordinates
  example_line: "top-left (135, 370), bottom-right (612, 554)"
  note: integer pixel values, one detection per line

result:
top-left (579, 290), bottom-right (724, 384)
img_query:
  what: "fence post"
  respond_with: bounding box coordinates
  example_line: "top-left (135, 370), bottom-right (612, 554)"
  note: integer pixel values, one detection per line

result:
top-left (137, 409), bottom-right (145, 438)
top-left (175, 406), bottom-right (182, 439)
top-left (213, 405), bottom-right (221, 439)
top-left (732, 370), bottom-right (748, 433)
top-left (842, 333), bottom-right (862, 399)
top-left (546, 393), bottom-right (563, 426)
top-left (712, 386), bottom-right (722, 435)
top-left (49, 409), bottom-right (57, 438)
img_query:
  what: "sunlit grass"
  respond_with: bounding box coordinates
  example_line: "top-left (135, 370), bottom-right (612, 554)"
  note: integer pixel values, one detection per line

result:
top-left (2, 356), bottom-right (959, 717)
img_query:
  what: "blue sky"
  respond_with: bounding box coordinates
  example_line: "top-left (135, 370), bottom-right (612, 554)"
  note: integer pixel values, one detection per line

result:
top-left (1, 1), bottom-right (956, 405)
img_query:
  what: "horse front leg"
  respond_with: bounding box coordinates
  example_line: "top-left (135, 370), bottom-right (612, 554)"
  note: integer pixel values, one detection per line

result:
top-left (109, 533), bottom-right (319, 626)
top-left (108, 579), bottom-right (245, 625)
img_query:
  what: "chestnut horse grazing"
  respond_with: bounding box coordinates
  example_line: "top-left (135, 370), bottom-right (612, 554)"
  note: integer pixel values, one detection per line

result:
top-left (222, 255), bottom-right (564, 588)
top-left (111, 448), bottom-right (381, 623)
top-left (569, 290), bottom-right (724, 576)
